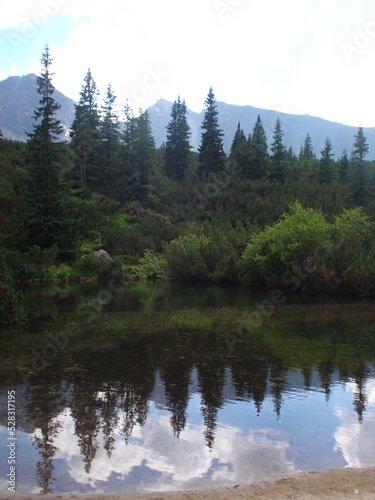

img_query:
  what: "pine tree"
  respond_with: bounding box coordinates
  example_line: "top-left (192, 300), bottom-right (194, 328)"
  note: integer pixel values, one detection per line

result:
top-left (352, 126), bottom-right (369, 204)
top-left (338, 149), bottom-right (350, 183)
top-left (26, 45), bottom-right (66, 251)
top-left (165, 96), bottom-right (191, 181)
top-left (198, 87), bottom-right (226, 175)
top-left (318, 137), bottom-right (334, 184)
top-left (70, 68), bottom-right (101, 188)
top-left (100, 83), bottom-right (121, 186)
top-left (269, 118), bottom-right (286, 183)
top-left (249, 114), bottom-right (268, 179)
top-left (228, 122), bottom-right (248, 176)
top-left (301, 133), bottom-right (315, 160)
top-left (133, 109), bottom-right (155, 201)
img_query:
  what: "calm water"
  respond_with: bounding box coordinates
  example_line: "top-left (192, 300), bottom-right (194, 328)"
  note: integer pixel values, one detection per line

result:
top-left (0, 282), bottom-right (375, 495)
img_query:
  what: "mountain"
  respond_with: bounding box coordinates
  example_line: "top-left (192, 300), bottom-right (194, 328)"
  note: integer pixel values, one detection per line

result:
top-left (1, 73), bottom-right (375, 160)
top-left (148, 99), bottom-right (375, 159)
top-left (0, 74), bottom-right (75, 141)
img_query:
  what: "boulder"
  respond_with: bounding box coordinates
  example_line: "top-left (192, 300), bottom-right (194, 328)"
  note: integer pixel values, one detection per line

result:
top-left (94, 249), bottom-right (112, 260)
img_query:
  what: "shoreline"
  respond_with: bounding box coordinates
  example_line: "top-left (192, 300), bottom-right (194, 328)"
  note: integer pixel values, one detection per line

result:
top-left (4, 467), bottom-right (375, 500)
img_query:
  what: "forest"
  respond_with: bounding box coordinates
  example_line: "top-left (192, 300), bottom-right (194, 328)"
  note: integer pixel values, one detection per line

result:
top-left (1, 46), bottom-right (375, 325)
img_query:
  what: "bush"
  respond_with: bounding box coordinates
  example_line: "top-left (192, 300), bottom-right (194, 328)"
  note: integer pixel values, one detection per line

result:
top-left (243, 202), bottom-right (332, 286)
top-left (74, 254), bottom-right (125, 281)
top-left (165, 234), bottom-right (212, 281)
top-left (0, 264), bottom-right (26, 327)
top-left (137, 249), bottom-right (167, 280)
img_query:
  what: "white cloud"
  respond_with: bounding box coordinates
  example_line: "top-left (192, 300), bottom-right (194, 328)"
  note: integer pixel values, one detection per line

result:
top-left (3, 0), bottom-right (375, 125)
top-left (47, 409), bottom-right (296, 493)
top-left (334, 379), bottom-right (375, 468)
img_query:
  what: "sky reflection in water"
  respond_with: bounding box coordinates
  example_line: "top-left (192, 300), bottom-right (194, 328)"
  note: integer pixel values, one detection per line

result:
top-left (0, 283), bottom-right (374, 494)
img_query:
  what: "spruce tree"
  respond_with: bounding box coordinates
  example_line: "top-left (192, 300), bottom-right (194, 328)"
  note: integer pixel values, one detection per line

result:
top-left (70, 68), bottom-right (101, 188)
top-left (198, 87), bottom-right (226, 175)
top-left (269, 118), bottom-right (286, 183)
top-left (229, 122), bottom-right (249, 176)
top-left (100, 83), bottom-right (121, 186)
top-left (133, 109), bottom-right (155, 201)
top-left (352, 126), bottom-right (369, 205)
top-left (165, 96), bottom-right (191, 180)
top-left (249, 114), bottom-right (268, 179)
top-left (120, 100), bottom-right (137, 200)
top-left (26, 45), bottom-right (66, 251)
top-left (338, 149), bottom-right (350, 183)
top-left (301, 133), bottom-right (315, 160)
top-left (318, 137), bottom-right (334, 183)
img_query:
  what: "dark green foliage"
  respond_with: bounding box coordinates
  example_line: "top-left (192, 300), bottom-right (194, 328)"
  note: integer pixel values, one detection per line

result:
top-left (318, 137), bottom-right (334, 183)
top-left (100, 84), bottom-right (121, 188)
top-left (228, 123), bottom-right (249, 177)
top-left (0, 263), bottom-right (26, 327)
top-left (2, 49), bottom-right (375, 294)
top-left (25, 46), bottom-right (80, 256)
top-left (249, 115), bottom-right (268, 179)
top-left (352, 127), bottom-right (369, 205)
top-left (300, 133), bottom-right (315, 160)
top-left (165, 96), bottom-right (191, 180)
top-left (269, 118), bottom-right (286, 183)
top-left (198, 87), bottom-right (226, 175)
top-left (132, 110), bottom-right (156, 201)
top-left (70, 69), bottom-right (101, 188)
top-left (338, 150), bottom-right (350, 182)
top-left (74, 254), bottom-right (124, 282)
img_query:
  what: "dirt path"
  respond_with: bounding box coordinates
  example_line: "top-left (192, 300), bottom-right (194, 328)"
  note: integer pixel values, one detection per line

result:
top-left (4, 467), bottom-right (375, 500)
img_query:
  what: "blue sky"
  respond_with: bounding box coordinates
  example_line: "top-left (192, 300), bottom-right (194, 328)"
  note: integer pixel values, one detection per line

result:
top-left (1, 0), bottom-right (375, 126)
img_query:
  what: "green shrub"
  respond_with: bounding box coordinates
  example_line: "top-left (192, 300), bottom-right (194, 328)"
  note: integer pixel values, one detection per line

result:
top-left (243, 202), bottom-right (332, 286)
top-left (74, 254), bottom-right (125, 281)
top-left (137, 249), bottom-right (167, 280)
top-left (165, 234), bottom-right (212, 281)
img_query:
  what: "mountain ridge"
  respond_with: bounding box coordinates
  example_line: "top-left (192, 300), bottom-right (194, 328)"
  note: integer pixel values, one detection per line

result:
top-left (1, 73), bottom-right (375, 159)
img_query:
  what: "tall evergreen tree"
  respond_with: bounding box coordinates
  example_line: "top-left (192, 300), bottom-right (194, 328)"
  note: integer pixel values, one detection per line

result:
top-left (352, 126), bottom-right (369, 204)
top-left (100, 84), bottom-right (121, 186)
top-left (338, 149), bottom-right (350, 183)
top-left (318, 137), bottom-right (334, 183)
top-left (119, 100), bottom-right (137, 200)
top-left (269, 118), bottom-right (286, 183)
top-left (0, 125), bottom-right (3, 140)
top-left (301, 133), bottom-right (315, 160)
top-left (165, 96), bottom-right (191, 180)
top-left (249, 114), bottom-right (268, 179)
top-left (228, 122), bottom-right (248, 176)
top-left (26, 46), bottom-right (66, 251)
top-left (70, 68), bottom-right (101, 188)
top-left (133, 109), bottom-right (155, 201)
top-left (198, 87), bottom-right (226, 175)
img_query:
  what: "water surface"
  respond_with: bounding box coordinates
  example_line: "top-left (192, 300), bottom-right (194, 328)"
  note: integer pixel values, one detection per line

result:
top-left (0, 282), bottom-right (374, 494)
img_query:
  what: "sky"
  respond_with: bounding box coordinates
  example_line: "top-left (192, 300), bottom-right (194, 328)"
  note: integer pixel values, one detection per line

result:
top-left (1, 0), bottom-right (375, 126)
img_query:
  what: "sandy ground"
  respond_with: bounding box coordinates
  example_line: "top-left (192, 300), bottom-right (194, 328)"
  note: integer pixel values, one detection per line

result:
top-left (4, 468), bottom-right (375, 500)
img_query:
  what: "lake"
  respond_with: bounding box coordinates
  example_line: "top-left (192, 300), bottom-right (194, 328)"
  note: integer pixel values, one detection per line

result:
top-left (0, 281), bottom-right (375, 495)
